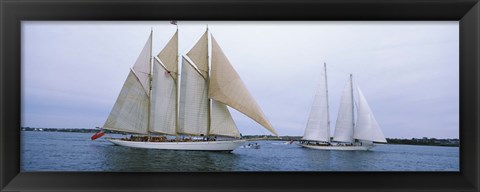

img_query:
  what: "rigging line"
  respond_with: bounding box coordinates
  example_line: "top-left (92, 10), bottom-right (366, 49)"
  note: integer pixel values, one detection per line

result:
top-left (327, 63), bottom-right (378, 88)
top-left (181, 27), bottom-right (209, 57)
top-left (324, 63), bottom-right (352, 77)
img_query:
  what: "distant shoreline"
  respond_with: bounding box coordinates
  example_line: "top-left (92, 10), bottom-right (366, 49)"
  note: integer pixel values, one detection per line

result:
top-left (20, 127), bottom-right (459, 147)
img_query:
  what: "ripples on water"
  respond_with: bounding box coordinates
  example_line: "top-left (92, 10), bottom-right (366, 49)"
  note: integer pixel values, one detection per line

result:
top-left (21, 131), bottom-right (459, 172)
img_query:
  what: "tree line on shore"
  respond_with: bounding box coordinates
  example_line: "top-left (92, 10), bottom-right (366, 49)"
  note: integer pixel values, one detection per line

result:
top-left (20, 127), bottom-right (459, 147)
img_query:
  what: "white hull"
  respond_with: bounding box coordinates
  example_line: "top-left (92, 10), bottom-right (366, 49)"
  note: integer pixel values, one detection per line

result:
top-left (298, 143), bottom-right (374, 151)
top-left (105, 138), bottom-right (246, 151)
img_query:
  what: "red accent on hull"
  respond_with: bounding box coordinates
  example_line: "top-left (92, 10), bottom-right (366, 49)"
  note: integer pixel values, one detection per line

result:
top-left (91, 131), bottom-right (105, 140)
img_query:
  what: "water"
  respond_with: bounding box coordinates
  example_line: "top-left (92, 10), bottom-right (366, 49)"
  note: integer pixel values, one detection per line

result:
top-left (21, 131), bottom-right (459, 172)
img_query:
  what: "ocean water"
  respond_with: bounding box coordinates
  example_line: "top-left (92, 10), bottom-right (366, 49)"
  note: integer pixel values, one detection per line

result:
top-left (21, 131), bottom-right (459, 172)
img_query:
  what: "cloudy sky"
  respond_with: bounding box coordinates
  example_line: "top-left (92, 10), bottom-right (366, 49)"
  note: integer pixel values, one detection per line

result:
top-left (21, 21), bottom-right (459, 139)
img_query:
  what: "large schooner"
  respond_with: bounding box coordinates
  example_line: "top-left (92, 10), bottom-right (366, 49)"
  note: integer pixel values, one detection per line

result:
top-left (299, 63), bottom-right (387, 151)
top-left (98, 25), bottom-right (277, 151)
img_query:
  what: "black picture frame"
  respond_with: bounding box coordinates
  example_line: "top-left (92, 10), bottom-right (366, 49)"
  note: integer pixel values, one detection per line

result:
top-left (1, 0), bottom-right (479, 191)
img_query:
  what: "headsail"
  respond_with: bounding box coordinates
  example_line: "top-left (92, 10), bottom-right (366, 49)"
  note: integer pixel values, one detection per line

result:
top-left (353, 85), bottom-right (387, 143)
top-left (103, 70), bottom-right (149, 134)
top-left (209, 36), bottom-right (278, 136)
top-left (103, 34), bottom-right (152, 134)
top-left (302, 63), bottom-right (330, 142)
top-left (333, 75), bottom-right (355, 143)
top-left (210, 100), bottom-right (241, 138)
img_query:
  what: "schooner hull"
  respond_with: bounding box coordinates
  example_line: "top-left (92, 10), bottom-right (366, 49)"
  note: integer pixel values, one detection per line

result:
top-left (105, 138), bottom-right (246, 151)
top-left (298, 143), bottom-right (375, 151)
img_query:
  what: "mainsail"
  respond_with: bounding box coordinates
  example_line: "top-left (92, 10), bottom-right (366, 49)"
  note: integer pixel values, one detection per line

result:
top-left (333, 75), bottom-right (355, 143)
top-left (178, 30), bottom-right (210, 136)
top-left (150, 31), bottom-right (178, 135)
top-left (302, 63), bottom-right (330, 142)
top-left (150, 58), bottom-right (177, 135)
top-left (178, 57), bottom-right (209, 136)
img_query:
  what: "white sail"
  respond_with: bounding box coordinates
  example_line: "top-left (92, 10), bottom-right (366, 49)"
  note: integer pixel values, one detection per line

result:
top-left (353, 86), bottom-right (387, 143)
top-left (210, 100), bottom-right (241, 138)
top-left (302, 63), bottom-right (330, 142)
top-left (178, 57), bottom-right (209, 136)
top-left (186, 31), bottom-right (208, 78)
top-left (157, 31), bottom-right (178, 80)
top-left (103, 70), bottom-right (149, 134)
top-left (209, 36), bottom-right (278, 136)
top-left (132, 33), bottom-right (152, 95)
top-left (102, 29), bottom-right (261, 151)
top-left (149, 58), bottom-right (177, 135)
top-left (333, 76), bottom-right (355, 143)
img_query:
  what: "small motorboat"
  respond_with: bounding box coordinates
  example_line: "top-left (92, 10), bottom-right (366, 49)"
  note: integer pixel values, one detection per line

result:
top-left (240, 143), bottom-right (260, 149)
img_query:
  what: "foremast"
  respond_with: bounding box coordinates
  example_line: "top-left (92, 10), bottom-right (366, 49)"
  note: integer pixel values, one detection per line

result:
top-left (325, 63), bottom-right (331, 142)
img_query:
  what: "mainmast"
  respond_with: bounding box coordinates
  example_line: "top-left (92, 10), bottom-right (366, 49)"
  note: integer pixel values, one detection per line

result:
top-left (206, 25), bottom-right (212, 136)
top-left (350, 74), bottom-right (355, 141)
top-left (147, 28), bottom-right (153, 139)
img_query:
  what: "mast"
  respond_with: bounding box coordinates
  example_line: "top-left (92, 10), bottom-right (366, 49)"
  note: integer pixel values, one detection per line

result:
top-left (147, 28), bottom-right (153, 140)
top-left (180, 29), bottom-right (209, 137)
top-left (350, 74), bottom-right (354, 142)
top-left (175, 27), bottom-right (179, 140)
top-left (168, 21), bottom-right (179, 139)
top-left (324, 62), bottom-right (330, 142)
top-left (206, 25), bottom-right (211, 136)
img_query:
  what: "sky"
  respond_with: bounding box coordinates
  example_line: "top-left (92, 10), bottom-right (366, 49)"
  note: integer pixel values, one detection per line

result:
top-left (21, 21), bottom-right (459, 139)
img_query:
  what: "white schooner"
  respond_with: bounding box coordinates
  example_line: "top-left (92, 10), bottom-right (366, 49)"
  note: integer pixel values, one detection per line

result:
top-left (99, 25), bottom-right (278, 151)
top-left (299, 63), bottom-right (387, 151)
